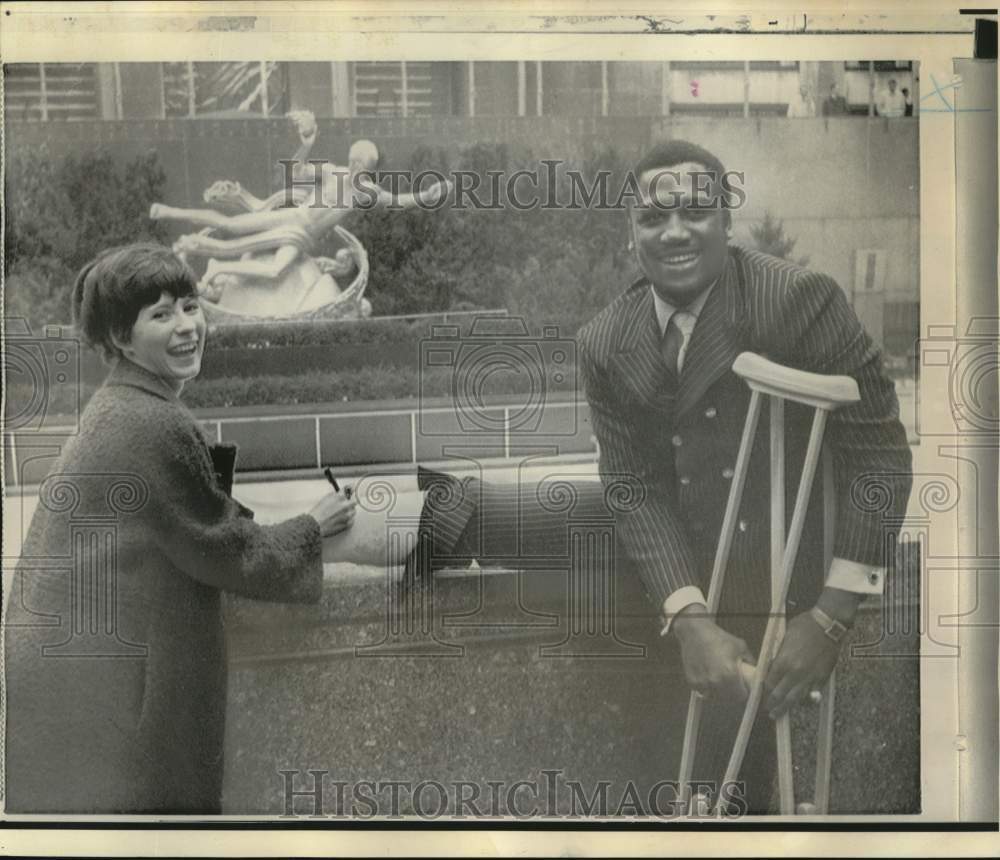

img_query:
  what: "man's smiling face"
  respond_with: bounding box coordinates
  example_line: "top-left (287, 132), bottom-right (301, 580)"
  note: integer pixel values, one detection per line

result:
top-left (630, 160), bottom-right (730, 307)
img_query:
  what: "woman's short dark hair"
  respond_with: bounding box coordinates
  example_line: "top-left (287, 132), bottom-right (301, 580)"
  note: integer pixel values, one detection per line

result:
top-left (71, 243), bottom-right (198, 361)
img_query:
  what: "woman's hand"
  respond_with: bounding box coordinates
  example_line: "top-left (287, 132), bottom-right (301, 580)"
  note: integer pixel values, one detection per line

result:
top-left (308, 491), bottom-right (357, 537)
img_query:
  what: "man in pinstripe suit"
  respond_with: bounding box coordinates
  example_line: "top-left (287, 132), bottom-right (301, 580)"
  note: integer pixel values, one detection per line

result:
top-left (577, 140), bottom-right (912, 810)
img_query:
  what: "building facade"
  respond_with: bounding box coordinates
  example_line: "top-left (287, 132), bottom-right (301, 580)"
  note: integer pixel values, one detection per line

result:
top-left (4, 60), bottom-right (917, 121)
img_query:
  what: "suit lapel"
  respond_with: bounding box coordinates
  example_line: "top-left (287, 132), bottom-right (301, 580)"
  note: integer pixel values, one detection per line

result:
top-left (675, 253), bottom-right (746, 419)
top-left (610, 284), bottom-right (678, 411)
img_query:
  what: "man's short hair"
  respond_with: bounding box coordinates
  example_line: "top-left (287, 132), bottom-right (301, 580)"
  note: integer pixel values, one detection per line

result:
top-left (632, 139), bottom-right (732, 223)
top-left (633, 139), bottom-right (728, 184)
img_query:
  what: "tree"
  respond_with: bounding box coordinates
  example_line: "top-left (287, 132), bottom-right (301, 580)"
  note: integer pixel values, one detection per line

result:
top-left (749, 211), bottom-right (809, 267)
top-left (5, 145), bottom-right (169, 328)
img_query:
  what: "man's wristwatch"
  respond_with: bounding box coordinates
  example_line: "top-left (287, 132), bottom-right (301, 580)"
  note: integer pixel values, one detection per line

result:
top-left (808, 606), bottom-right (852, 643)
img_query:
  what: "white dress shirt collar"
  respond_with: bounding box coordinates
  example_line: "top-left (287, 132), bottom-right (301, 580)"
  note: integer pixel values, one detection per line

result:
top-left (650, 281), bottom-right (716, 336)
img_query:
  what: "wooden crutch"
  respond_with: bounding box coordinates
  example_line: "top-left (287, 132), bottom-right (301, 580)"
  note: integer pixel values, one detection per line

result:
top-left (771, 406), bottom-right (841, 814)
top-left (796, 447), bottom-right (838, 815)
top-left (676, 352), bottom-right (858, 816)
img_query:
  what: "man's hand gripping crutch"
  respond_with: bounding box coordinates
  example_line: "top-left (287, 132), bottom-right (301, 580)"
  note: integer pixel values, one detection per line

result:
top-left (676, 352), bottom-right (860, 817)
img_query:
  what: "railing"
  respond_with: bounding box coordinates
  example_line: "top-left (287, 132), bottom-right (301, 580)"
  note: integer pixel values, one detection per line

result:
top-left (4, 394), bottom-right (596, 488)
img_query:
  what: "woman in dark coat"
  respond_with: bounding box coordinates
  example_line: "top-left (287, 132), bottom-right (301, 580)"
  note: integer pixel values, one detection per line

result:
top-left (4, 244), bottom-right (356, 814)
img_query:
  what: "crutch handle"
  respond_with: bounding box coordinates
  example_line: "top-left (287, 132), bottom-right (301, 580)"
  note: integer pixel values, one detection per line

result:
top-left (693, 660), bottom-right (756, 701)
top-left (733, 352), bottom-right (860, 411)
top-left (739, 659), bottom-right (756, 695)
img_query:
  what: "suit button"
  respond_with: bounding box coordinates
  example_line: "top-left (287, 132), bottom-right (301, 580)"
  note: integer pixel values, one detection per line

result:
top-left (722, 467), bottom-right (734, 479)
top-left (704, 407), bottom-right (717, 418)
top-left (738, 519), bottom-right (748, 532)
top-left (679, 476), bottom-right (691, 486)
top-left (671, 434), bottom-right (683, 447)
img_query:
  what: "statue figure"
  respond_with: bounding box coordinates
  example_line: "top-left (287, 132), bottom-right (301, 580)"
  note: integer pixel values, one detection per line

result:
top-left (149, 110), bottom-right (451, 321)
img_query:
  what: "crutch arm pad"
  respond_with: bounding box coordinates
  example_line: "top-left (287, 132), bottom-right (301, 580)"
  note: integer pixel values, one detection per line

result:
top-left (732, 352), bottom-right (861, 411)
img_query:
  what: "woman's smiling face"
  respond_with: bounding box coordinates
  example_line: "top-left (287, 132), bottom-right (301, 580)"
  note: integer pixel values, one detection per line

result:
top-left (116, 292), bottom-right (206, 390)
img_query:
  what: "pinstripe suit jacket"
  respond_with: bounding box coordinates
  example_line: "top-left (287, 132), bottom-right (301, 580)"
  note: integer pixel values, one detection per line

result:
top-left (578, 245), bottom-right (912, 628)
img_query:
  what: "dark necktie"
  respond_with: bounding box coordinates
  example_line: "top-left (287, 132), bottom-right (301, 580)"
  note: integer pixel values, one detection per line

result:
top-left (661, 313), bottom-right (684, 376)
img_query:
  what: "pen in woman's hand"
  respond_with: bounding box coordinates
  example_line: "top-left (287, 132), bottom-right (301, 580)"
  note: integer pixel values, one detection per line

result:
top-left (323, 467), bottom-right (340, 492)
top-left (324, 467), bottom-right (352, 499)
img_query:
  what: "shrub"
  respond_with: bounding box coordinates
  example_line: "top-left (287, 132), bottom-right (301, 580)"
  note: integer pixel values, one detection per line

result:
top-left (181, 363), bottom-right (581, 409)
top-left (205, 311), bottom-right (508, 350)
top-left (344, 142), bottom-right (635, 328)
top-left (749, 211), bottom-right (810, 267)
top-left (5, 144), bottom-right (169, 329)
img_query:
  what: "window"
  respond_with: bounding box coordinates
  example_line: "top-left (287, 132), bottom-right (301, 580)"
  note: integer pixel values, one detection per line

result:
top-left (467, 62), bottom-right (519, 116)
top-left (542, 62), bottom-right (603, 116)
top-left (161, 62), bottom-right (289, 117)
top-left (352, 62), bottom-right (458, 117)
top-left (3, 63), bottom-right (100, 121)
top-left (668, 61), bottom-right (799, 71)
top-left (844, 61), bottom-right (913, 71)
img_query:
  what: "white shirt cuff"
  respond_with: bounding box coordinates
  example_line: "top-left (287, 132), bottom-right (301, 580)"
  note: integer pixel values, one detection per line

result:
top-left (826, 557), bottom-right (885, 595)
top-left (657, 560), bottom-right (882, 635)
top-left (659, 586), bottom-right (708, 636)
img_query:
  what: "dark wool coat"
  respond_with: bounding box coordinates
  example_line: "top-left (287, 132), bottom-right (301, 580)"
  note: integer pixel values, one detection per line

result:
top-left (577, 246), bottom-right (913, 807)
top-left (4, 359), bottom-right (323, 814)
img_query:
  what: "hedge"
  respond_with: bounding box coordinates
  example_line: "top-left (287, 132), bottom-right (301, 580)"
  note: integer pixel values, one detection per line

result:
top-left (182, 362), bottom-right (583, 409)
top-left (204, 309), bottom-right (508, 350)
top-left (6, 361), bottom-right (583, 419)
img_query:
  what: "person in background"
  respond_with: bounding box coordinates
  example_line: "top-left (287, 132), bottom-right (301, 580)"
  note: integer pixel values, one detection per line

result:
top-left (786, 83), bottom-right (815, 118)
top-left (876, 78), bottom-right (907, 118)
top-left (821, 82), bottom-right (849, 116)
top-left (901, 86), bottom-right (914, 117)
